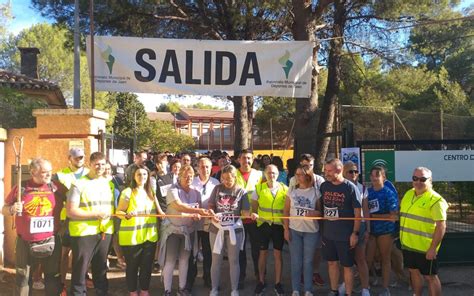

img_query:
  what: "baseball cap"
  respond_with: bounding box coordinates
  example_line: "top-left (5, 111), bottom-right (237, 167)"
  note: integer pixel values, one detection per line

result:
top-left (69, 147), bottom-right (85, 158)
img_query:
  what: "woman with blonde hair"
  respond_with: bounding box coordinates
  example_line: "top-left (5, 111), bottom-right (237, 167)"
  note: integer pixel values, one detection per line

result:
top-left (159, 165), bottom-right (209, 296)
top-left (284, 165), bottom-right (322, 296)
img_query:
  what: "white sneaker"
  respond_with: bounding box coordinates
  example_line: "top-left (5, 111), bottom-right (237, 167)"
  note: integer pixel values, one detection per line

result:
top-left (304, 292), bottom-right (313, 296)
top-left (230, 290), bottom-right (239, 296)
top-left (338, 282), bottom-right (346, 295)
top-left (362, 288), bottom-right (371, 296)
top-left (209, 289), bottom-right (218, 296)
top-left (291, 291), bottom-right (300, 296)
top-left (32, 280), bottom-right (45, 290)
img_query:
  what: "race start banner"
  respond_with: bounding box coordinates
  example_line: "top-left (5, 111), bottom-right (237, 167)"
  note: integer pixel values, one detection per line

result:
top-left (86, 36), bottom-right (312, 98)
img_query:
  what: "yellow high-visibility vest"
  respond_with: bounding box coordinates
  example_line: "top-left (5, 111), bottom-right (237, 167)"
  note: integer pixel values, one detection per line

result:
top-left (68, 176), bottom-right (115, 237)
top-left (118, 188), bottom-right (158, 246)
top-left (56, 167), bottom-right (90, 221)
top-left (236, 169), bottom-right (262, 203)
top-left (256, 182), bottom-right (288, 226)
top-left (400, 188), bottom-right (445, 253)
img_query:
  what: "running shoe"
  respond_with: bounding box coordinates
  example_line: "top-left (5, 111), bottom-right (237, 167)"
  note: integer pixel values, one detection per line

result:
top-left (338, 282), bottom-right (346, 295)
top-left (254, 281), bottom-right (266, 295)
top-left (312, 273), bottom-right (325, 286)
top-left (274, 282), bottom-right (284, 296)
top-left (361, 288), bottom-right (371, 296)
top-left (378, 288), bottom-right (390, 296)
top-left (291, 291), bottom-right (300, 296)
top-left (32, 280), bottom-right (45, 290)
top-left (304, 292), bottom-right (313, 296)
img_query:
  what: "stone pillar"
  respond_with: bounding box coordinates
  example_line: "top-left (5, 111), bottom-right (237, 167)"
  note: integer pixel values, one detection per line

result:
top-left (3, 109), bottom-right (108, 265)
top-left (0, 128), bottom-right (7, 268)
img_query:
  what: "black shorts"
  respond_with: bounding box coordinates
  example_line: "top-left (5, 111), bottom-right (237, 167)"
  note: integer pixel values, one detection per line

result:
top-left (321, 237), bottom-right (355, 267)
top-left (403, 249), bottom-right (439, 275)
top-left (257, 223), bottom-right (284, 251)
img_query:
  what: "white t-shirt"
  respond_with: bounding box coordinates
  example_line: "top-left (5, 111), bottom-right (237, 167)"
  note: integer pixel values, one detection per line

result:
top-left (288, 186), bottom-right (319, 233)
top-left (192, 176), bottom-right (220, 209)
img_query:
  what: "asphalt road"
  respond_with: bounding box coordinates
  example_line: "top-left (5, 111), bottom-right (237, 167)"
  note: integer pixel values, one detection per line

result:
top-left (2, 243), bottom-right (473, 295)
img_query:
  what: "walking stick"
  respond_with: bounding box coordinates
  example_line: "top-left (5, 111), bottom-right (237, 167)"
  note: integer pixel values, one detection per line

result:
top-left (12, 137), bottom-right (24, 225)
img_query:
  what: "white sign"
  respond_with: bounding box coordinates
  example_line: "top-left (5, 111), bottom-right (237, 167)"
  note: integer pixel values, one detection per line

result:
top-left (395, 150), bottom-right (474, 182)
top-left (341, 147), bottom-right (361, 172)
top-left (87, 36), bottom-right (312, 98)
top-left (108, 149), bottom-right (129, 166)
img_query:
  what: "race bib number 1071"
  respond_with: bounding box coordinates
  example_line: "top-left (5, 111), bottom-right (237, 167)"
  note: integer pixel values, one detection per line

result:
top-left (30, 216), bottom-right (54, 234)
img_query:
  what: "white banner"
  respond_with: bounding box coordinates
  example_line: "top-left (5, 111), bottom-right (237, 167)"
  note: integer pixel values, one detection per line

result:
top-left (87, 36), bottom-right (312, 98)
top-left (395, 150), bottom-right (474, 182)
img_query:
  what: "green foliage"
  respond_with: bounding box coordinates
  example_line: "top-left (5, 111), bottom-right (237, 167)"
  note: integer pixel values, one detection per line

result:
top-left (156, 101), bottom-right (225, 113)
top-left (142, 120), bottom-right (196, 153)
top-left (113, 93), bottom-right (194, 152)
top-left (112, 92), bottom-right (148, 148)
top-left (0, 23), bottom-right (117, 125)
top-left (156, 102), bottom-right (181, 113)
top-left (0, 1), bottom-right (12, 38)
top-left (0, 87), bottom-right (48, 128)
top-left (189, 102), bottom-right (224, 110)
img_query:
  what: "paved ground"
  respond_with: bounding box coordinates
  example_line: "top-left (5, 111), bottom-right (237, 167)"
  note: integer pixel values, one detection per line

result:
top-left (1, 244), bottom-right (473, 295)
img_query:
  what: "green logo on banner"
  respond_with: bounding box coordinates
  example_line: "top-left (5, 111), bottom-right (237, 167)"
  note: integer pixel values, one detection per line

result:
top-left (100, 45), bottom-right (115, 74)
top-left (278, 50), bottom-right (293, 79)
top-left (363, 151), bottom-right (395, 182)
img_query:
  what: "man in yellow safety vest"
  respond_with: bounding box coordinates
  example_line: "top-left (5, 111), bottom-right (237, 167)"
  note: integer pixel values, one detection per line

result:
top-left (400, 167), bottom-right (448, 296)
top-left (251, 164), bottom-right (288, 296)
top-left (66, 152), bottom-right (115, 296)
top-left (54, 148), bottom-right (90, 294)
top-left (235, 149), bottom-right (262, 289)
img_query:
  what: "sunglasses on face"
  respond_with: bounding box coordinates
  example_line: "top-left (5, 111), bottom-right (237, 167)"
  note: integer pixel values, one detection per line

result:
top-left (348, 170), bottom-right (359, 174)
top-left (412, 176), bottom-right (429, 182)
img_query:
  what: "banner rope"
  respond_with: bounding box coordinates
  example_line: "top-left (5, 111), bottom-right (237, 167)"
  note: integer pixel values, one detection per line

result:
top-left (111, 213), bottom-right (397, 221)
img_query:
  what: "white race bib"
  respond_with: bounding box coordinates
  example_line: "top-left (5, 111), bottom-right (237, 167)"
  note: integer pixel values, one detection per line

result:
top-left (160, 184), bottom-right (172, 197)
top-left (368, 199), bottom-right (380, 213)
top-left (189, 203), bottom-right (200, 209)
top-left (218, 212), bottom-right (235, 227)
top-left (324, 206), bottom-right (339, 220)
top-left (295, 206), bottom-right (311, 217)
top-left (30, 216), bottom-right (54, 234)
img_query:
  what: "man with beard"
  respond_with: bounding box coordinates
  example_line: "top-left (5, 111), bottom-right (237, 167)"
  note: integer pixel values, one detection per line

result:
top-left (3, 158), bottom-right (64, 295)
top-left (321, 159), bottom-right (362, 296)
top-left (66, 152), bottom-right (115, 296)
top-left (54, 148), bottom-right (90, 295)
top-left (235, 150), bottom-right (262, 288)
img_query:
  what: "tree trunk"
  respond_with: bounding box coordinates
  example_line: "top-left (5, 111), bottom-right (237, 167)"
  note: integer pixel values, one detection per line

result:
top-left (314, 0), bottom-right (346, 173)
top-left (232, 96), bottom-right (251, 153)
top-left (291, 0), bottom-right (320, 161)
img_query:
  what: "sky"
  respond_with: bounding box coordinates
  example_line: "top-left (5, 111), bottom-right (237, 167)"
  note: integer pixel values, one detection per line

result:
top-left (3, 0), bottom-right (473, 111)
top-left (3, 0), bottom-right (229, 111)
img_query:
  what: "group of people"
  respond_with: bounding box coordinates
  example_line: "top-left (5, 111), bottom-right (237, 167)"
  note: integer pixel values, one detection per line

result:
top-left (3, 148), bottom-right (448, 296)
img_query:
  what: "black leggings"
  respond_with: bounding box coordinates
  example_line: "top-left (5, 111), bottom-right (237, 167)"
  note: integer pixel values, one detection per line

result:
top-left (122, 241), bottom-right (157, 292)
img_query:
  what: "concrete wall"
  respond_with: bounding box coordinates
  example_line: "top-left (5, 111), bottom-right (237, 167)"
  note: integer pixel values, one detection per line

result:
top-left (2, 109), bottom-right (108, 265)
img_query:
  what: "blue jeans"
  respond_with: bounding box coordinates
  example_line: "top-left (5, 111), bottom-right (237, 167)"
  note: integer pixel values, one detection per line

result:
top-left (289, 229), bottom-right (320, 293)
